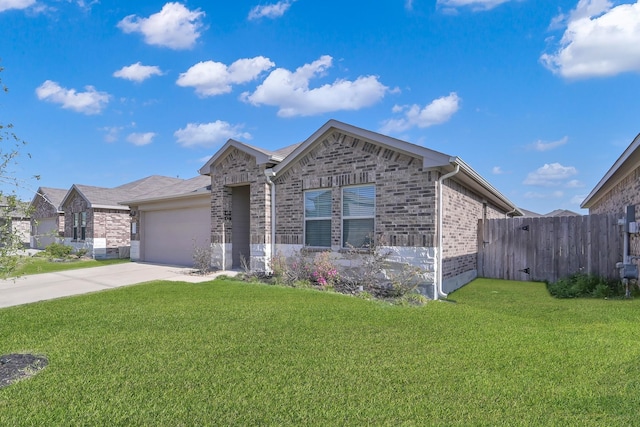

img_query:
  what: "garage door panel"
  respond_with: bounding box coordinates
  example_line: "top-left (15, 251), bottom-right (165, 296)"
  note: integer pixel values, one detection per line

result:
top-left (142, 208), bottom-right (210, 266)
top-left (33, 217), bottom-right (58, 249)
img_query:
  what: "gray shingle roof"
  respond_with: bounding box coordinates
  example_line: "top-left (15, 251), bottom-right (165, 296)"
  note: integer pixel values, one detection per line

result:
top-left (34, 187), bottom-right (68, 211)
top-left (115, 175), bottom-right (184, 195)
top-left (544, 209), bottom-right (581, 217)
top-left (122, 175), bottom-right (211, 203)
top-left (64, 175), bottom-right (195, 210)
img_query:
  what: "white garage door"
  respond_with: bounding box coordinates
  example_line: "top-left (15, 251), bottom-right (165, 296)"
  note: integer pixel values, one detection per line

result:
top-left (142, 207), bottom-right (211, 267)
top-left (33, 217), bottom-right (58, 249)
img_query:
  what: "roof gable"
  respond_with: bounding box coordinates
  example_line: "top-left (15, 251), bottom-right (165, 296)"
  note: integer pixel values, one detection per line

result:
top-left (61, 185), bottom-right (130, 210)
top-left (30, 187), bottom-right (67, 212)
top-left (272, 119), bottom-right (452, 175)
top-left (60, 175), bottom-right (190, 210)
top-left (199, 140), bottom-right (284, 175)
top-left (581, 133), bottom-right (640, 209)
top-left (197, 119), bottom-right (520, 215)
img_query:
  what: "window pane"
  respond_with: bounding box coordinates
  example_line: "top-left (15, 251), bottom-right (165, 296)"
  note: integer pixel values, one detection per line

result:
top-left (343, 186), bottom-right (375, 217)
top-left (305, 219), bottom-right (331, 247)
top-left (305, 190), bottom-right (331, 218)
top-left (343, 218), bottom-right (374, 248)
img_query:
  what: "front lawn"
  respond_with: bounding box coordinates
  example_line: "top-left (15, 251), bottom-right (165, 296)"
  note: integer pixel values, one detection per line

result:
top-left (1, 278), bottom-right (638, 425)
top-left (11, 256), bottom-right (129, 277)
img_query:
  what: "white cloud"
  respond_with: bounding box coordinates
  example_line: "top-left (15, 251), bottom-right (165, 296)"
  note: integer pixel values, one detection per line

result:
top-left (571, 194), bottom-right (586, 205)
top-left (436, 0), bottom-right (514, 11)
top-left (177, 57), bottom-right (274, 97)
top-left (380, 92), bottom-right (461, 134)
top-left (523, 163), bottom-right (578, 187)
top-left (492, 166), bottom-right (504, 174)
top-left (248, 0), bottom-right (294, 20)
top-left (117, 2), bottom-right (205, 50)
top-left (174, 121), bottom-right (252, 148)
top-left (100, 126), bottom-right (123, 143)
top-left (566, 179), bottom-right (584, 188)
top-left (541, 1), bottom-right (640, 78)
top-left (524, 190), bottom-right (564, 199)
top-left (0, 0), bottom-right (34, 12)
top-left (113, 62), bottom-right (163, 83)
top-left (405, 0), bottom-right (414, 10)
top-left (242, 55), bottom-right (387, 117)
top-left (528, 136), bottom-right (568, 152)
top-left (126, 132), bottom-right (156, 146)
top-left (35, 80), bottom-right (110, 115)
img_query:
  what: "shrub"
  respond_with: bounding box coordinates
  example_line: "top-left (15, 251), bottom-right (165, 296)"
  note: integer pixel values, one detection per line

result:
top-left (259, 242), bottom-right (428, 305)
top-left (192, 245), bottom-right (213, 275)
top-left (310, 251), bottom-right (339, 288)
top-left (546, 273), bottom-right (627, 299)
top-left (75, 248), bottom-right (89, 259)
top-left (340, 239), bottom-right (424, 299)
top-left (44, 243), bottom-right (73, 259)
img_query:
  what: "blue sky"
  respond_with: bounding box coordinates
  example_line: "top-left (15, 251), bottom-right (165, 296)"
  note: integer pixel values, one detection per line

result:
top-left (2, 0), bottom-right (640, 214)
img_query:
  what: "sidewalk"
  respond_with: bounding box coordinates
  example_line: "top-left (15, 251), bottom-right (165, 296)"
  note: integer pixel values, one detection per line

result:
top-left (0, 262), bottom-right (237, 309)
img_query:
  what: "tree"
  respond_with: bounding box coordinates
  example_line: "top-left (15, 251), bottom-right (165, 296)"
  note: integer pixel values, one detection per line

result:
top-left (0, 64), bottom-right (37, 278)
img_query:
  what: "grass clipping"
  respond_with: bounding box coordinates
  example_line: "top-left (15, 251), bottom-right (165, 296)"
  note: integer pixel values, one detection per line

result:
top-left (0, 353), bottom-right (48, 388)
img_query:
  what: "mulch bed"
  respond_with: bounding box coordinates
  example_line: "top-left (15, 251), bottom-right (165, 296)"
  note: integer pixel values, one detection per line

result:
top-left (0, 354), bottom-right (48, 388)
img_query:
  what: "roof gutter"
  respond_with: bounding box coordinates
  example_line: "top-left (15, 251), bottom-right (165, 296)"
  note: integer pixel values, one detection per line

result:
top-left (435, 160), bottom-right (460, 300)
top-left (264, 168), bottom-right (277, 273)
top-left (452, 157), bottom-right (521, 216)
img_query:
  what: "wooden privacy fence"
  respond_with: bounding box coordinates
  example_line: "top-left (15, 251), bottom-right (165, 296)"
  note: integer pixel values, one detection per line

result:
top-left (478, 214), bottom-right (623, 283)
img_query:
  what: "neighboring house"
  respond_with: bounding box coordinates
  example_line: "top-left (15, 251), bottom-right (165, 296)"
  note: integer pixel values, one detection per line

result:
top-left (0, 197), bottom-right (30, 248)
top-left (519, 208), bottom-right (581, 218)
top-left (122, 176), bottom-right (211, 266)
top-left (581, 132), bottom-right (640, 215)
top-left (59, 175), bottom-right (184, 259)
top-left (519, 208), bottom-right (542, 218)
top-left (544, 209), bottom-right (581, 217)
top-left (198, 119), bottom-right (521, 297)
top-left (29, 187), bottom-right (67, 249)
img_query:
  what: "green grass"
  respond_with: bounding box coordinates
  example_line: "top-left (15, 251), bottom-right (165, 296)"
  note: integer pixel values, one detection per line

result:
top-left (1, 277), bottom-right (639, 425)
top-left (11, 256), bottom-right (129, 276)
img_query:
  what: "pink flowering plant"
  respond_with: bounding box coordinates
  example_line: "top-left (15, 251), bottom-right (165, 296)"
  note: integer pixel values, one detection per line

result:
top-left (311, 251), bottom-right (340, 288)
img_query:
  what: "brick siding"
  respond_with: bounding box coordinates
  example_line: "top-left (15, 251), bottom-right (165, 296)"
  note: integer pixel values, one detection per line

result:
top-left (210, 147), bottom-right (271, 247)
top-left (31, 194), bottom-right (64, 235)
top-left (441, 179), bottom-right (504, 279)
top-left (588, 166), bottom-right (640, 215)
top-left (62, 190), bottom-right (131, 258)
top-left (273, 130), bottom-right (438, 248)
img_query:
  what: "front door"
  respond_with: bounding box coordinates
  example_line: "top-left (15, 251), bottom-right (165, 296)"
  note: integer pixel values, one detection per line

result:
top-left (231, 185), bottom-right (251, 269)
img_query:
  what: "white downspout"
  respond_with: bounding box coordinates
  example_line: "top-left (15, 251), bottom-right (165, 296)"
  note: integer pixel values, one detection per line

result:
top-left (505, 208), bottom-right (518, 218)
top-left (435, 162), bottom-right (460, 300)
top-left (264, 168), bottom-right (276, 272)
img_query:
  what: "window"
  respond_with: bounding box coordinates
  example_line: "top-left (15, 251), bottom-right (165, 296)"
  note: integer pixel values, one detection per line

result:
top-left (73, 213), bottom-right (79, 240)
top-left (81, 212), bottom-right (87, 240)
top-left (342, 185), bottom-right (375, 248)
top-left (304, 189), bottom-right (332, 247)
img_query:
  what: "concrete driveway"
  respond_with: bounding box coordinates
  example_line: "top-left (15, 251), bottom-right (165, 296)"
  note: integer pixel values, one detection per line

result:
top-left (0, 262), bottom-right (235, 309)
